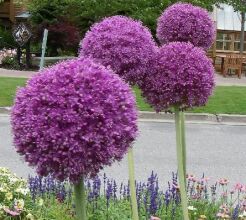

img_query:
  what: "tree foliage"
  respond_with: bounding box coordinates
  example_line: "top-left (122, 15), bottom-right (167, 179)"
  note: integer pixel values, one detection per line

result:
top-left (27, 0), bottom-right (226, 37)
top-left (226, 0), bottom-right (246, 53)
top-left (26, 0), bottom-right (229, 54)
top-left (168, 0), bottom-right (227, 11)
top-left (227, 0), bottom-right (246, 12)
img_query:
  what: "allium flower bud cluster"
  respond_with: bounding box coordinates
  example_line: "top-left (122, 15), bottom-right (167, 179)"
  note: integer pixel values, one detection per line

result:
top-left (11, 58), bottom-right (138, 183)
top-left (140, 42), bottom-right (215, 111)
top-left (80, 15), bottom-right (157, 85)
top-left (157, 3), bottom-right (215, 50)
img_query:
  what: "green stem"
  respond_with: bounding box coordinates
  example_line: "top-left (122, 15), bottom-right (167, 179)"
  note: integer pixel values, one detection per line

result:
top-left (127, 148), bottom-right (139, 220)
top-left (174, 107), bottom-right (189, 220)
top-left (181, 111), bottom-right (187, 186)
top-left (74, 176), bottom-right (87, 220)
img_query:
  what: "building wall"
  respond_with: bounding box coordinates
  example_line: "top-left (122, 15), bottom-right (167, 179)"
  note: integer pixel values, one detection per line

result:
top-left (213, 4), bottom-right (246, 53)
top-left (215, 4), bottom-right (245, 32)
top-left (216, 30), bottom-right (246, 52)
top-left (0, 0), bottom-right (24, 23)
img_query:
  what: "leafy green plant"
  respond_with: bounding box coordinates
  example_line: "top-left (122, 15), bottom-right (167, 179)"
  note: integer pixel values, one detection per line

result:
top-left (27, 0), bottom-right (225, 41)
top-left (27, 0), bottom-right (80, 56)
top-left (1, 168), bottom-right (246, 219)
top-left (1, 55), bottom-right (20, 70)
top-left (0, 168), bottom-right (35, 219)
top-left (0, 27), bottom-right (17, 49)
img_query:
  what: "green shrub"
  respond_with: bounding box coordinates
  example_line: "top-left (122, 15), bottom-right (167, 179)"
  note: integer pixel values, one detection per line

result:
top-left (0, 27), bottom-right (17, 49)
top-left (1, 55), bottom-right (20, 70)
top-left (27, 0), bottom-right (217, 42)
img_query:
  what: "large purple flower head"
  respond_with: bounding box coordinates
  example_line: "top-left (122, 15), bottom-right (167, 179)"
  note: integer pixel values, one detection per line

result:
top-left (140, 42), bottom-right (215, 112)
top-left (157, 3), bottom-right (215, 50)
top-left (11, 58), bottom-right (138, 183)
top-left (79, 15), bottom-right (157, 85)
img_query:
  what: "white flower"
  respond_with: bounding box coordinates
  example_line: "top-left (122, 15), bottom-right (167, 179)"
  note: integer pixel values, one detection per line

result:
top-left (0, 172), bottom-right (11, 177)
top-left (15, 187), bottom-right (29, 195)
top-left (14, 199), bottom-right (25, 210)
top-left (188, 206), bottom-right (197, 211)
top-left (0, 187), bottom-right (6, 192)
top-left (0, 169), bottom-right (11, 176)
top-left (9, 177), bottom-right (19, 183)
top-left (5, 192), bottom-right (13, 201)
top-left (239, 211), bottom-right (246, 218)
top-left (0, 167), bottom-right (9, 173)
top-left (38, 198), bottom-right (44, 206)
top-left (26, 213), bottom-right (35, 220)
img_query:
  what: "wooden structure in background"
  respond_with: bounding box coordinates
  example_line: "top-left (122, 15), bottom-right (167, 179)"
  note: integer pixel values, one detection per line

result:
top-left (223, 54), bottom-right (243, 78)
top-left (0, 0), bottom-right (24, 23)
top-left (216, 31), bottom-right (246, 54)
top-left (214, 4), bottom-right (246, 54)
top-left (210, 4), bottom-right (246, 76)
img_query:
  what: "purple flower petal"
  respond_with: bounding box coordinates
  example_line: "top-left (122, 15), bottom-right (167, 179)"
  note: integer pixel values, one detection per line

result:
top-left (79, 15), bottom-right (157, 85)
top-left (11, 57), bottom-right (138, 183)
top-left (140, 42), bottom-right (215, 111)
top-left (157, 3), bottom-right (215, 50)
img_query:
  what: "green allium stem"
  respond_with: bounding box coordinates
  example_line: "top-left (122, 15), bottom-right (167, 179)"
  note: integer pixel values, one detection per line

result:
top-left (127, 148), bottom-right (139, 220)
top-left (74, 176), bottom-right (87, 220)
top-left (174, 107), bottom-right (189, 220)
top-left (181, 111), bottom-right (187, 186)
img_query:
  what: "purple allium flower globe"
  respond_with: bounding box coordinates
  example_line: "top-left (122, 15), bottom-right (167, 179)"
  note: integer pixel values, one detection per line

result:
top-left (140, 42), bottom-right (215, 112)
top-left (79, 15), bottom-right (157, 85)
top-left (11, 58), bottom-right (138, 183)
top-left (157, 3), bottom-right (215, 50)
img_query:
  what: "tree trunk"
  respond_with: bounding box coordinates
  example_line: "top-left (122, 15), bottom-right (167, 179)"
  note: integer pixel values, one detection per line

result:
top-left (240, 12), bottom-right (245, 54)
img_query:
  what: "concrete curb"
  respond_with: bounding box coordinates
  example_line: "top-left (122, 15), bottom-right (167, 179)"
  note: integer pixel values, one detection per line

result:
top-left (139, 111), bottom-right (246, 124)
top-left (139, 111), bottom-right (217, 122)
top-left (0, 107), bottom-right (11, 114)
top-left (1, 107), bottom-right (246, 124)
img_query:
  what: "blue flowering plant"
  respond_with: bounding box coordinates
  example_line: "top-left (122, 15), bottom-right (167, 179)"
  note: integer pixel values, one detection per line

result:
top-left (24, 172), bottom-right (246, 219)
top-left (1, 167), bottom-right (246, 219)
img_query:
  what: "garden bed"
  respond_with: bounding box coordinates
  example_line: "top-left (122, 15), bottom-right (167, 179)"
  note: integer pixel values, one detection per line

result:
top-left (1, 168), bottom-right (245, 220)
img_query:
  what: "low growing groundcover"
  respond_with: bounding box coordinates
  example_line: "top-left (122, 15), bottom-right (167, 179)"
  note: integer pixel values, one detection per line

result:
top-left (0, 76), bottom-right (246, 115)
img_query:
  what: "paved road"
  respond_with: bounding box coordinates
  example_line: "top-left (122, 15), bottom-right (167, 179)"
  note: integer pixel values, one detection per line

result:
top-left (0, 68), bottom-right (36, 78)
top-left (1, 114), bottom-right (246, 188)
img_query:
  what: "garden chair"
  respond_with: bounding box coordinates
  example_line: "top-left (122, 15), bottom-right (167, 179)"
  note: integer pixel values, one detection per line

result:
top-left (223, 54), bottom-right (243, 78)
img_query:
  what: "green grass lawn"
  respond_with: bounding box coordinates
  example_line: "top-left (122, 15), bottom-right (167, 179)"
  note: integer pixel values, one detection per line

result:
top-left (0, 77), bottom-right (27, 107)
top-left (190, 86), bottom-right (246, 115)
top-left (1, 76), bottom-right (246, 115)
top-left (136, 86), bottom-right (246, 115)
